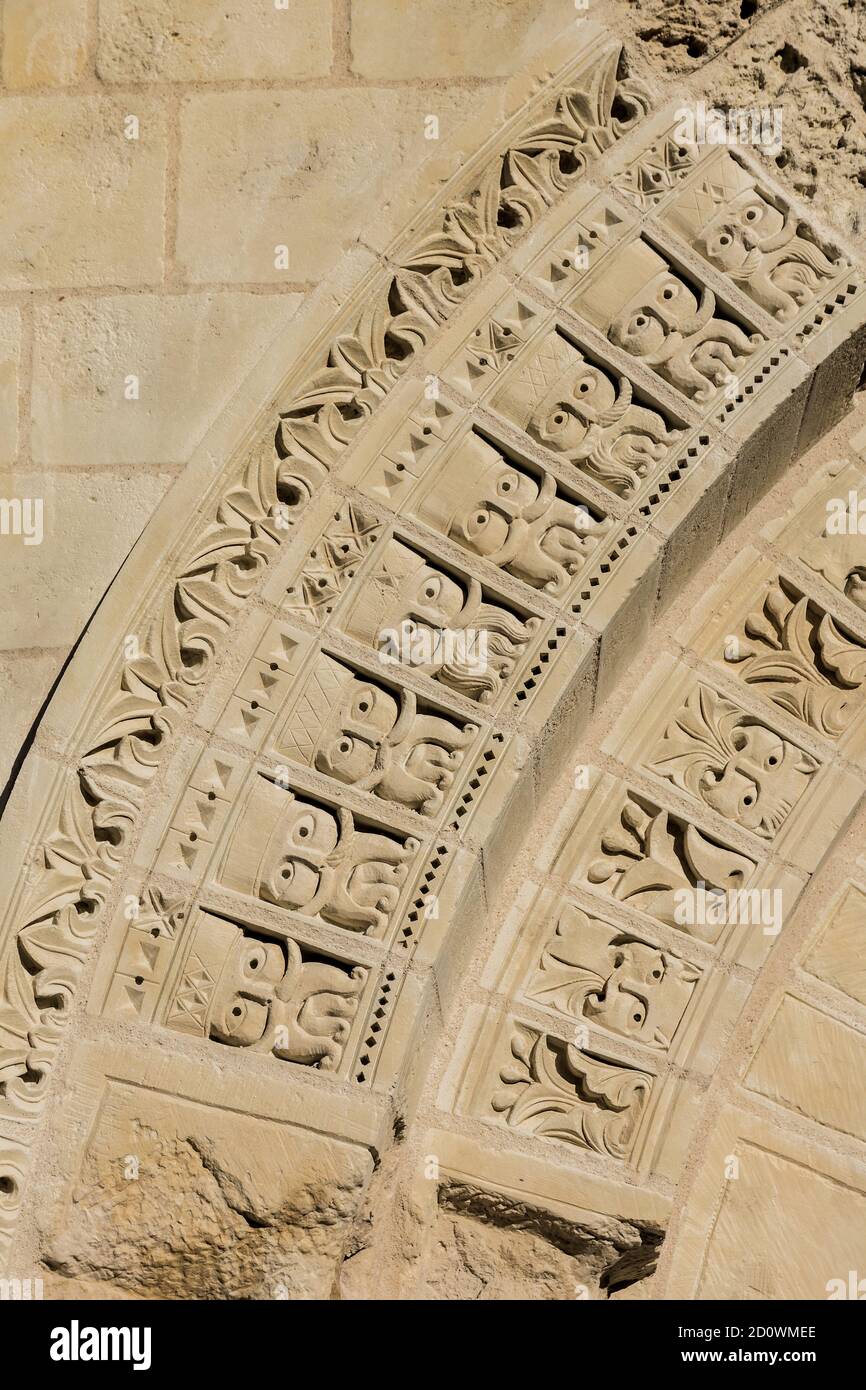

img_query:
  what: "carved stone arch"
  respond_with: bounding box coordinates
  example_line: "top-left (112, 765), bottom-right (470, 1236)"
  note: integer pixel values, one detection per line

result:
top-left (2, 20), bottom-right (866, 1299)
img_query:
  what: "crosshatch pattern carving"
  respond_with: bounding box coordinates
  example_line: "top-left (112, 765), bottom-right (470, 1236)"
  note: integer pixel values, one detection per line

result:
top-left (3, 21), bottom-right (866, 1289)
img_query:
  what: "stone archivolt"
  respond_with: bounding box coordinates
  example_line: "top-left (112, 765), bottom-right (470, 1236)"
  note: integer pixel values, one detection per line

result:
top-left (2, 22), bottom-right (866, 1297)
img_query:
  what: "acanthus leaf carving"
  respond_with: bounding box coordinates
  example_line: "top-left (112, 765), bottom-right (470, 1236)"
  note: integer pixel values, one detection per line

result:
top-left (587, 793), bottom-right (755, 940)
top-left (528, 903), bottom-right (699, 1048)
top-left (491, 1023), bottom-right (651, 1159)
top-left (650, 684), bottom-right (818, 837)
top-left (727, 580), bottom-right (866, 737)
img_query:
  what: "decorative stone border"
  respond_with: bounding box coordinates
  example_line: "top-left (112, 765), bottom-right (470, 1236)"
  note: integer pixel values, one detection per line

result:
top-left (2, 21), bottom-right (866, 1278)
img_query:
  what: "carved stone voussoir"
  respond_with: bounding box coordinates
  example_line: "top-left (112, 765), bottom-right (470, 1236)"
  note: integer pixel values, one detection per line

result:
top-left (490, 1023), bottom-right (652, 1160)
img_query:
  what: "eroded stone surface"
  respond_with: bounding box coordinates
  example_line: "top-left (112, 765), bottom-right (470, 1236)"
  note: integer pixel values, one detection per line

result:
top-left (2, 11), bottom-right (866, 1304)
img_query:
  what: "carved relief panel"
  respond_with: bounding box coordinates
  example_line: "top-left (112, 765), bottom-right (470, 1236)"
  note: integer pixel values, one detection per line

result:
top-left (490, 1023), bottom-right (652, 1160)
top-left (582, 789), bottom-right (757, 942)
top-left (575, 237), bottom-right (766, 403)
top-left (337, 535), bottom-right (541, 705)
top-left (408, 428), bottom-right (610, 595)
top-left (663, 151), bottom-right (842, 324)
top-left (218, 775), bottom-right (421, 937)
top-left (492, 326), bottom-right (683, 497)
top-left (526, 902), bottom-right (699, 1049)
top-left (269, 649), bottom-right (479, 817)
top-left (648, 684), bottom-right (819, 839)
top-left (164, 911), bottom-right (367, 1072)
top-left (722, 578), bottom-right (866, 740)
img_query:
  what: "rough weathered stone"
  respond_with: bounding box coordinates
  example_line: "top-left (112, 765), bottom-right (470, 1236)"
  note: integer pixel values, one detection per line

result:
top-left (98, 0), bottom-right (333, 83)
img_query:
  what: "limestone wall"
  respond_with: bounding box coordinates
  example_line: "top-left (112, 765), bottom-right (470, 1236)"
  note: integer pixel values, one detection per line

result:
top-left (0, 0), bottom-right (580, 788)
top-left (3, 1), bottom-right (866, 1306)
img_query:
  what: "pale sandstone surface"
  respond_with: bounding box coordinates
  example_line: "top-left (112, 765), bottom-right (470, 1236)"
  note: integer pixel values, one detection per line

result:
top-left (805, 883), bottom-right (866, 1005)
top-left (2, 0), bottom-right (91, 91)
top-left (175, 87), bottom-right (496, 284)
top-left (31, 292), bottom-right (303, 465)
top-left (350, 0), bottom-right (580, 78)
top-left (97, 0), bottom-right (334, 83)
top-left (0, 470), bottom-right (175, 648)
top-left (620, 0), bottom-right (866, 244)
top-left (42, 1088), bottom-right (373, 1301)
top-left (3, 2), bottom-right (866, 1305)
top-left (697, 1143), bottom-right (866, 1300)
top-left (0, 95), bottom-right (167, 290)
top-left (0, 649), bottom-right (66, 789)
top-left (0, 307), bottom-right (20, 466)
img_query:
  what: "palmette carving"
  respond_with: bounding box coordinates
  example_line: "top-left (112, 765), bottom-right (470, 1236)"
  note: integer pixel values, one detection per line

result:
top-left (580, 240), bottom-right (764, 402)
top-left (220, 779), bottom-right (419, 935)
top-left (651, 685), bottom-right (818, 838)
top-left (0, 40), bottom-right (650, 1130)
top-left (273, 651), bottom-right (477, 816)
top-left (415, 432), bottom-right (610, 593)
top-left (725, 581), bottom-right (866, 738)
top-left (666, 155), bottom-right (840, 323)
top-left (528, 904), bottom-right (699, 1048)
top-left (495, 330), bottom-right (681, 498)
top-left (491, 1025), bottom-right (651, 1159)
top-left (166, 913), bottom-right (366, 1070)
top-left (587, 794), bottom-right (755, 941)
top-left (341, 537), bottom-right (539, 703)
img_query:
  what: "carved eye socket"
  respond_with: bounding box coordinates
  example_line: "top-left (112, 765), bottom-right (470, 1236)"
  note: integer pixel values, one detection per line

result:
top-left (651, 967), bottom-right (663, 981)
top-left (630, 313), bottom-right (649, 331)
top-left (630, 1002), bottom-right (646, 1026)
top-left (293, 813), bottom-right (317, 843)
top-left (421, 577), bottom-right (442, 603)
top-left (745, 206), bottom-right (759, 222)
top-left (338, 737), bottom-right (353, 755)
top-left (718, 234), bottom-right (732, 247)
top-left (497, 472), bottom-right (520, 496)
top-left (743, 794), bottom-right (755, 806)
top-left (661, 284), bottom-right (677, 301)
top-left (766, 748), bottom-right (781, 767)
top-left (248, 954), bottom-right (263, 972)
top-left (281, 864), bottom-right (294, 881)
